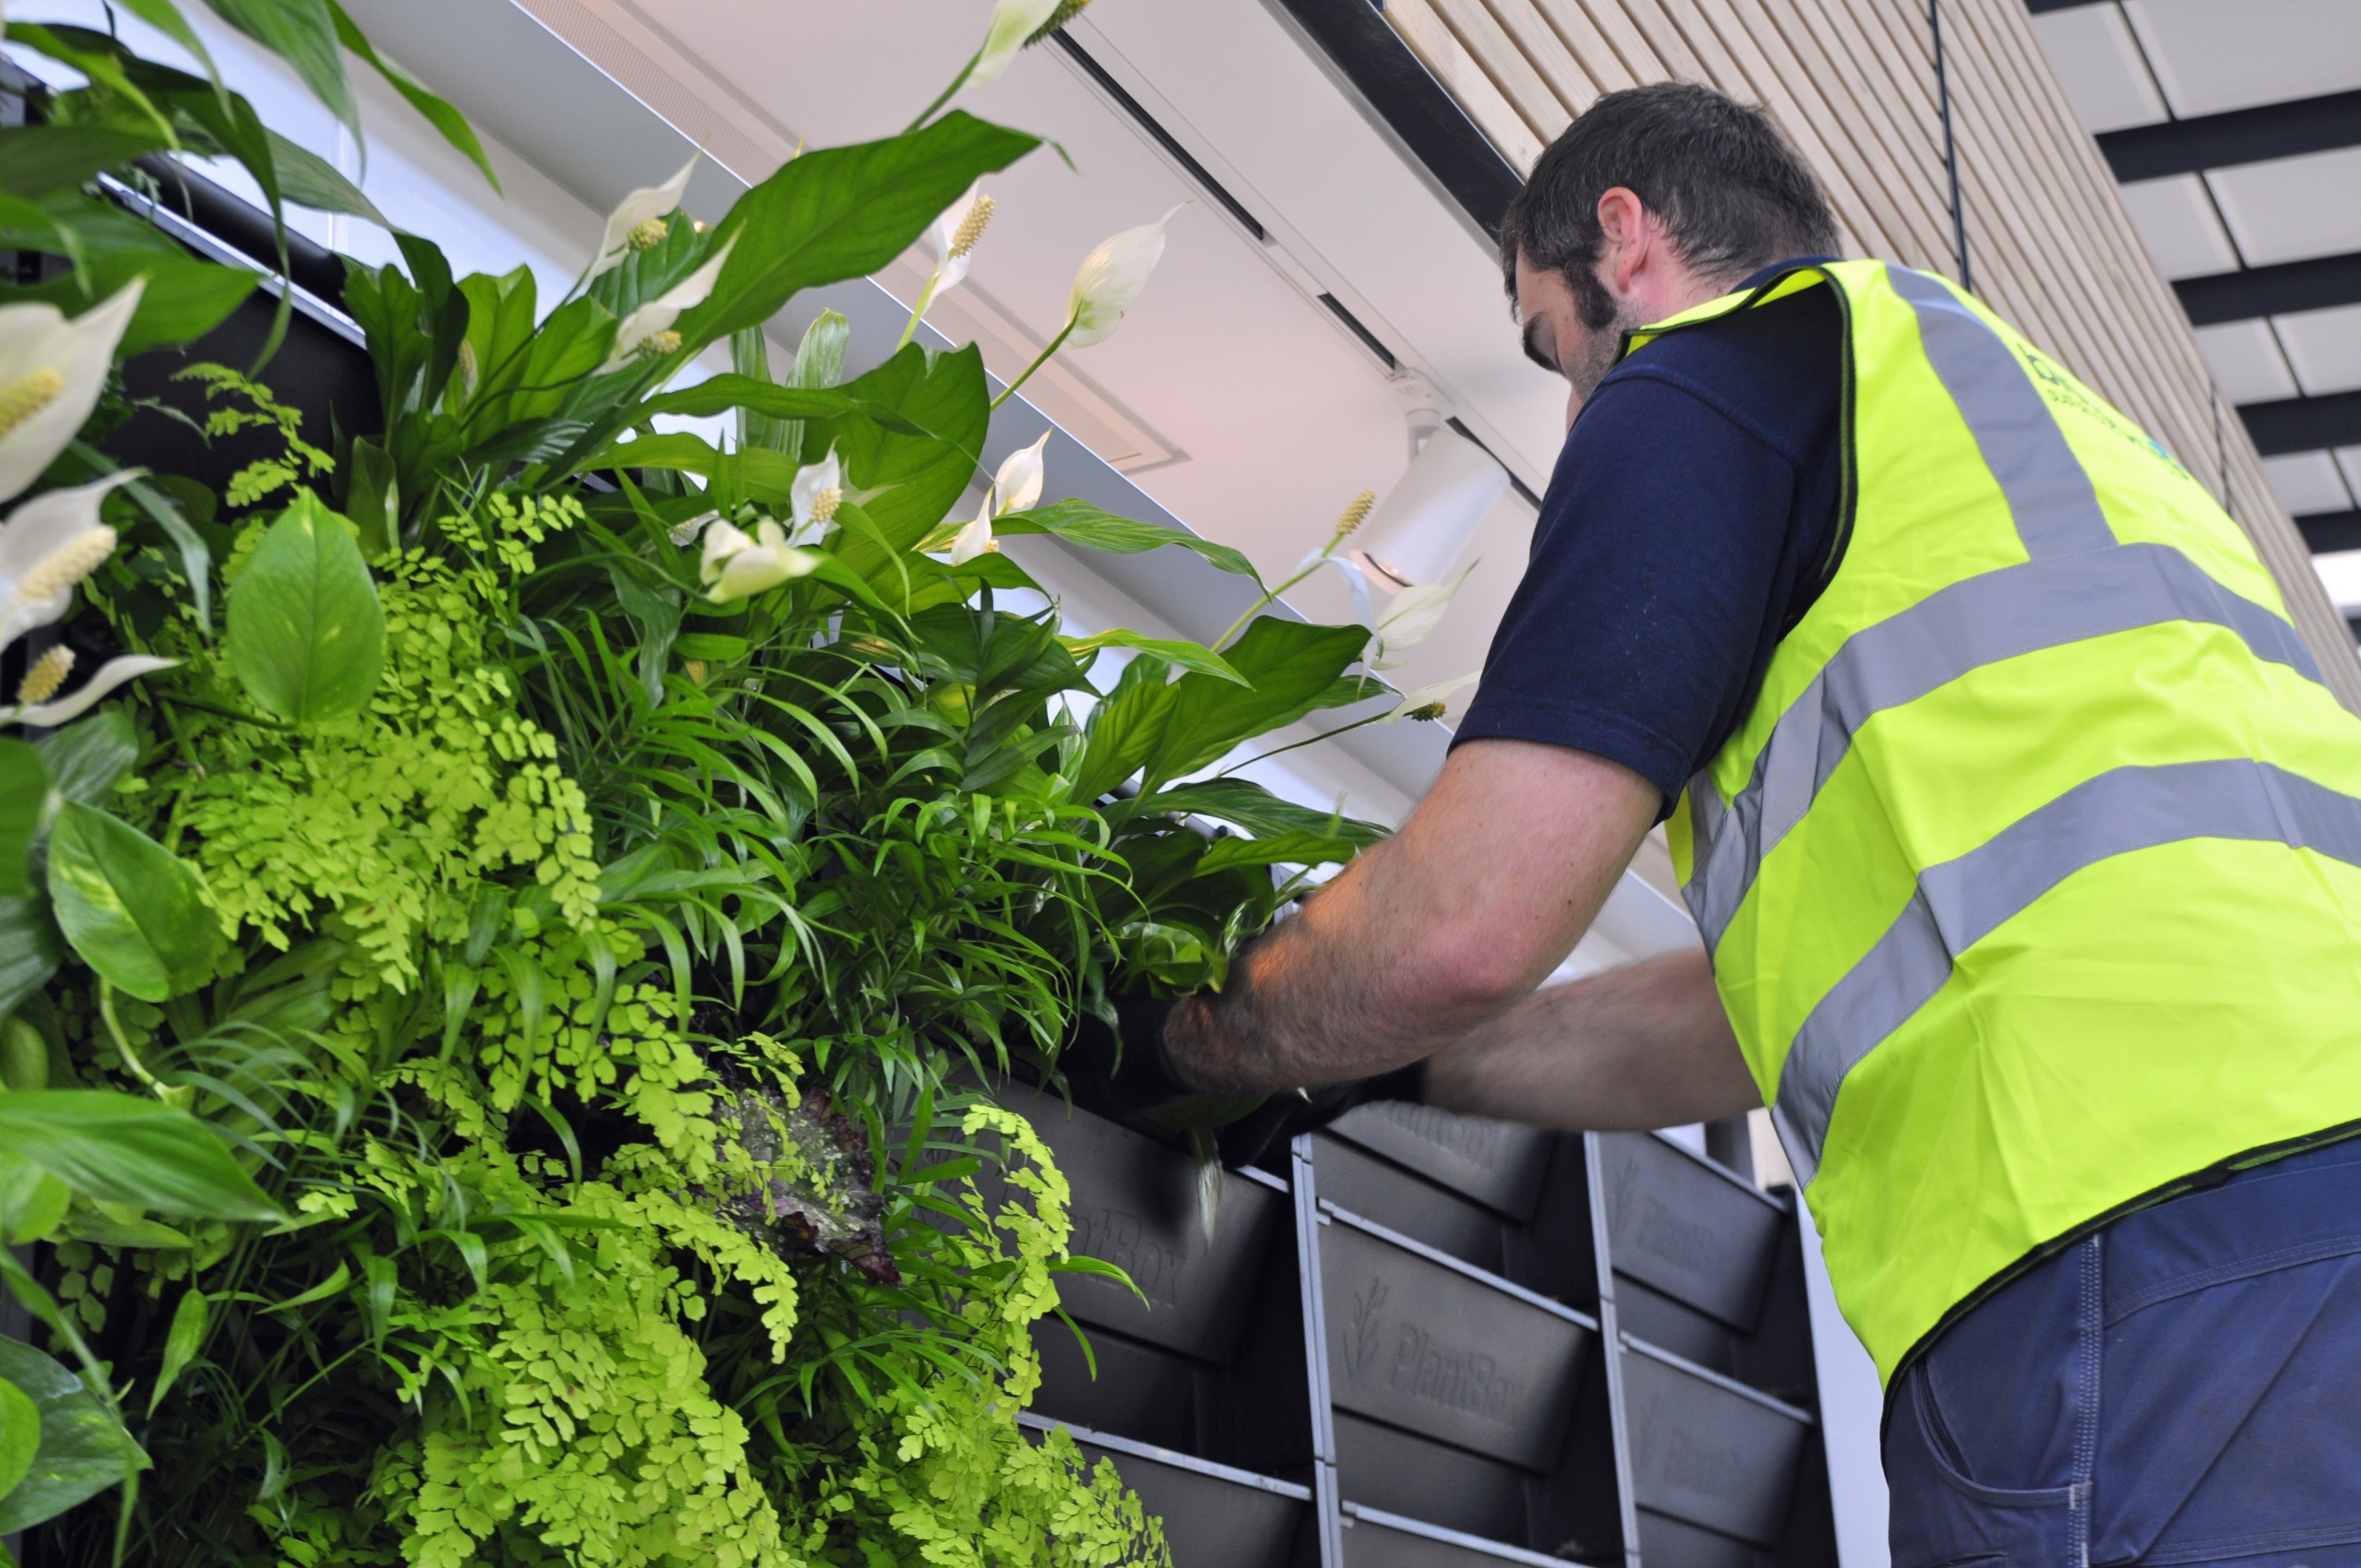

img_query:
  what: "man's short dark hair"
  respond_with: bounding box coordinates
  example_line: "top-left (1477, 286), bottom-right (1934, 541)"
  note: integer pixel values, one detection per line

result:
top-left (1499, 82), bottom-right (1840, 327)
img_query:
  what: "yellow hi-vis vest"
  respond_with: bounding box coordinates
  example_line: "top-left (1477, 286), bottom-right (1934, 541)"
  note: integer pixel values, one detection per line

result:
top-left (1659, 260), bottom-right (2361, 1384)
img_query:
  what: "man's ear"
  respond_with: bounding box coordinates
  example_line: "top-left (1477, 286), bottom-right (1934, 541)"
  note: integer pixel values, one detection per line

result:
top-left (1594, 186), bottom-right (1652, 294)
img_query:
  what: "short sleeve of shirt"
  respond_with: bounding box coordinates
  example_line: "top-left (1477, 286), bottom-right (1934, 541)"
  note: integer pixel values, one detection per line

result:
top-left (1451, 277), bottom-right (1844, 817)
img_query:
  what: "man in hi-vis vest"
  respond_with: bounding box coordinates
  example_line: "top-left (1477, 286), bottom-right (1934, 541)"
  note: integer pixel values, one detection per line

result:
top-left (1087, 79), bottom-right (2361, 1557)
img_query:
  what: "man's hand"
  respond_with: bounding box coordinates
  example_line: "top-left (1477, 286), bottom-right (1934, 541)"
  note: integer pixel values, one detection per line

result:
top-left (1162, 737), bottom-right (1663, 1094)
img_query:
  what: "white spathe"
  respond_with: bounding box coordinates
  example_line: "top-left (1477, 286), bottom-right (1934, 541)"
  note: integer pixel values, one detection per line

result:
top-left (969, 0), bottom-right (1062, 88)
top-left (1370, 559), bottom-right (1476, 668)
top-left (0, 279), bottom-right (145, 505)
top-left (588, 153), bottom-right (699, 279)
top-left (993, 430), bottom-right (1050, 516)
top-left (788, 447), bottom-right (841, 543)
top-left (604, 233), bottom-right (739, 370)
top-left (702, 517), bottom-right (819, 601)
top-left (4, 654), bottom-right (178, 728)
top-left (1065, 205), bottom-right (1184, 349)
top-left (0, 469), bottom-right (138, 654)
top-left (947, 489), bottom-right (996, 566)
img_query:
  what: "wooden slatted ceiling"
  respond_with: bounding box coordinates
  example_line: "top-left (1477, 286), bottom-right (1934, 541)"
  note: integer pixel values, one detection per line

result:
top-left (1379, 0), bottom-right (2361, 713)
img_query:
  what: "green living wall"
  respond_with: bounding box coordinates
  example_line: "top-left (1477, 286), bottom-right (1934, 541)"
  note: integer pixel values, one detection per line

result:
top-left (0, 2), bottom-right (1454, 1563)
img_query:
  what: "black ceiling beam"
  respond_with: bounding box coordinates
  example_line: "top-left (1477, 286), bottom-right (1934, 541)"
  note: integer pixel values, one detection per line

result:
top-left (2237, 389), bottom-right (2361, 457)
top-left (2099, 89), bottom-right (2361, 182)
top-left (2298, 510), bottom-right (2361, 553)
top-left (1266, 0), bottom-right (1524, 240)
top-left (2023, 0), bottom-right (2104, 11)
top-left (2177, 252), bottom-right (2361, 326)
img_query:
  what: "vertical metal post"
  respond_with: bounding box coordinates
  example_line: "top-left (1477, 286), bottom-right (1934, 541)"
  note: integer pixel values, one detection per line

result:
top-left (1931, 0), bottom-right (1972, 292)
top-left (1584, 1134), bottom-right (1646, 1568)
top-left (1291, 1134), bottom-right (1346, 1568)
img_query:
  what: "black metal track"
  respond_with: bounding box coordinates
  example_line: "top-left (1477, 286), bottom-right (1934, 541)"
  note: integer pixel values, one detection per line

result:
top-left (1267, 0), bottom-right (1525, 241)
top-left (1049, 32), bottom-right (1269, 242)
top-left (2236, 388), bottom-right (2361, 457)
top-left (2177, 252), bottom-right (2361, 326)
top-left (2099, 89), bottom-right (2361, 182)
top-left (127, 154), bottom-right (350, 305)
top-left (2298, 509), bottom-right (2361, 553)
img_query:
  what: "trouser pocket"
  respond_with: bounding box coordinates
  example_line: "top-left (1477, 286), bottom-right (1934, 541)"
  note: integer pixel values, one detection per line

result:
top-left (1886, 1360), bottom-right (2082, 1568)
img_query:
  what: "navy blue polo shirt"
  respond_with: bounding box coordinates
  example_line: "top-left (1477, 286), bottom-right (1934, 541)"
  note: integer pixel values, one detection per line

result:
top-left (1454, 259), bottom-right (1845, 815)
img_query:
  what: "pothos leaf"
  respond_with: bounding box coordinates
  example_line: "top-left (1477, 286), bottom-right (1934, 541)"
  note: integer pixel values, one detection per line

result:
top-left (45, 802), bottom-right (220, 1003)
top-left (0, 1336), bottom-right (146, 1536)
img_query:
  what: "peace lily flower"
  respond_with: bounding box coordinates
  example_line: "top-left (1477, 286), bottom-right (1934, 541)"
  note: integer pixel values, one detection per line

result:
top-left (970, 0), bottom-right (1064, 88)
top-left (1065, 205), bottom-right (1183, 349)
top-left (699, 516), bottom-right (820, 602)
top-left (0, 469), bottom-right (138, 654)
top-left (947, 432), bottom-right (1050, 565)
top-left (931, 184), bottom-right (995, 297)
top-left (947, 490), bottom-right (997, 567)
top-left (898, 185), bottom-right (997, 349)
top-left (787, 448), bottom-right (843, 545)
top-left (603, 233), bottom-right (738, 371)
top-left (589, 153), bottom-right (699, 279)
top-left (994, 431), bottom-right (1049, 516)
top-left (1382, 671), bottom-right (1477, 722)
top-left (1369, 559), bottom-right (1476, 668)
top-left (1, 647), bottom-right (178, 728)
top-left (0, 280), bottom-right (145, 505)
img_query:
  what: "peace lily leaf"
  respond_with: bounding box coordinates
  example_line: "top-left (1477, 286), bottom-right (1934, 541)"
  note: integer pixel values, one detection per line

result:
top-left (63, 1215), bottom-right (194, 1249)
top-left (226, 493), bottom-right (386, 725)
top-left (0, 126), bottom-right (172, 200)
top-left (327, 0), bottom-right (501, 192)
top-left (33, 710), bottom-right (136, 810)
top-left (1060, 630), bottom-right (1242, 684)
top-left (46, 802), bottom-right (221, 1003)
top-left (1132, 778), bottom-right (1388, 848)
top-left (0, 741), bottom-right (46, 900)
top-left (0, 1374), bottom-right (37, 1509)
top-left (201, 0), bottom-right (359, 142)
top-left (674, 112), bottom-right (1039, 348)
top-left (1140, 618), bottom-right (1373, 791)
top-left (0, 1147), bottom-right (71, 1244)
top-left (0, 896), bottom-right (63, 1022)
top-left (1069, 660), bottom-right (1175, 805)
top-left (0, 1336), bottom-right (146, 1536)
top-left (264, 128), bottom-right (387, 226)
top-left (994, 498), bottom-right (1260, 582)
top-left (641, 375), bottom-right (864, 426)
top-left (149, 1288), bottom-right (209, 1416)
top-left (1196, 828), bottom-right (1365, 875)
top-left (0, 1091), bottom-right (282, 1220)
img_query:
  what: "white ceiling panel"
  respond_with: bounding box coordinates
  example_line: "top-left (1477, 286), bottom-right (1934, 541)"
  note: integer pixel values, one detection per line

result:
top-left (2337, 447), bottom-right (2361, 505)
top-left (2116, 173), bottom-right (2242, 278)
top-left (2028, 4), bottom-right (2168, 134)
top-left (2275, 303), bottom-right (2361, 398)
top-left (2209, 148), bottom-right (2361, 267)
top-left (2262, 449), bottom-right (2358, 516)
top-left (2312, 547), bottom-right (2361, 612)
top-left (2191, 318), bottom-right (2301, 403)
top-left (2125, 0), bottom-right (2361, 119)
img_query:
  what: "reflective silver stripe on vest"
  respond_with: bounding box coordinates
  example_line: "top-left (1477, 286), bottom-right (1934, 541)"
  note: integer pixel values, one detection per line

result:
top-left (1771, 760), bottom-right (2361, 1183)
top-left (1884, 266), bottom-right (2116, 560)
top-left (1688, 544), bottom-right (2325, 952)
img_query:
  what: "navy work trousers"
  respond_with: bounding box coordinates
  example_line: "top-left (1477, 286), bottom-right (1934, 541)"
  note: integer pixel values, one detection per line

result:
top-left (1885, 1135), bottom-right (2361, 1568)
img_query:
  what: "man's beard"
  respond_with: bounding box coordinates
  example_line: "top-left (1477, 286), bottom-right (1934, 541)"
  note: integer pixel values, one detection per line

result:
top-left (1561, 258), bottom-right (1643, 405)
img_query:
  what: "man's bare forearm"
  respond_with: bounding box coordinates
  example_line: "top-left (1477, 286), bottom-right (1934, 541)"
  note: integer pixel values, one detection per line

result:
top-left (1422, 947), bottom-right (1759, 1130)
top-left (1160, 740), bottom-right (1662, 1097)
